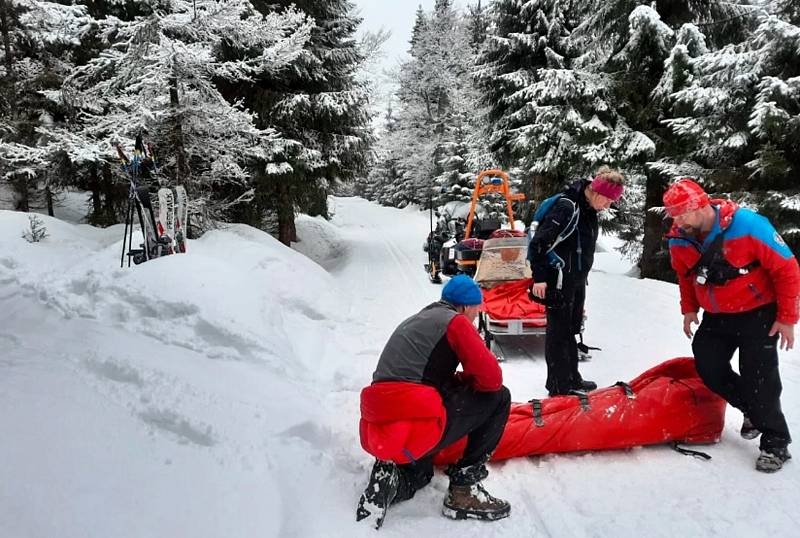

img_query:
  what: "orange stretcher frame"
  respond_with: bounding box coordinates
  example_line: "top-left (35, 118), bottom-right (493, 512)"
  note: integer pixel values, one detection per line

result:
top-left (457, 169), bottom-right (525, 271)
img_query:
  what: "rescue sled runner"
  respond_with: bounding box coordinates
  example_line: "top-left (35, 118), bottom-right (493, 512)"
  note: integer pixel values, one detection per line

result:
top-left (432, 357), bottom-right (726, 464)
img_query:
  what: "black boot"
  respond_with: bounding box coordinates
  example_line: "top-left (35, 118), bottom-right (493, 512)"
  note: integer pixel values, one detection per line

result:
top-left (756, 447), bottom-right (791, 473)
top-left (356, 459), bottom-right (399, 529)
top-left (575, 379), bottom-right (597, 392)
top-left (740, 415), bottom-right (761, 440)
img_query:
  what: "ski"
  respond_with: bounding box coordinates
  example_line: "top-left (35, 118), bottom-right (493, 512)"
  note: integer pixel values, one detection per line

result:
top-left (117, 134), bottom-right (169, 266)
top-left (137, 187), bottom-right (166, 261)
top-left (172, 185), bottom-right (188, 253)
top-left (157, 187), bottom-right (176, 254)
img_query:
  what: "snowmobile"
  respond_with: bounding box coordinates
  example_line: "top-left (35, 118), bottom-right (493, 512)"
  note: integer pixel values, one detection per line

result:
top-left (424, 201), bottom-right (481, 282)
top-left (424, 169), bottom-right (525, 282)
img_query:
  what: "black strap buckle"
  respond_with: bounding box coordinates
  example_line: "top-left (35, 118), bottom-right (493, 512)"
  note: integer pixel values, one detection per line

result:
top-left (613, 381), bottom-right (636, 399)
top-left (568, 390), bottom-right (591, 411)
top-left (529, 399), bottom-right (544, 427)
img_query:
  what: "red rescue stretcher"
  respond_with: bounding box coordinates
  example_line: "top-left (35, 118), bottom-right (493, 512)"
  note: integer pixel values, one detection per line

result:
top-left (433, 357), bottom-right (727, 464)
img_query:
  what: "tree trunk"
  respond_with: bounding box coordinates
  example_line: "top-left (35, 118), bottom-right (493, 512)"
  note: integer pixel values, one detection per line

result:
top-left (101, 162), bottom-right (120, 224)
top-left (169, 66), bottom-right (190, 184)
top-left (12, 175), bottom-right (29, 211)
top-left (276, 180), bottom-right (295, 246)
top-left (89, 162), bottom-right (102, 217)
top-left (639, 170), bottom-right (675, 281)
top-left (45, 184), bottom-right (54, 216)
top-left (1, 2), bottom-right (15, 87)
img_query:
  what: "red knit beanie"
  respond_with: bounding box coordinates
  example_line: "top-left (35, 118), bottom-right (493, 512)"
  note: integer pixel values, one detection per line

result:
top-left (663, 179), bottom-right (710, 218)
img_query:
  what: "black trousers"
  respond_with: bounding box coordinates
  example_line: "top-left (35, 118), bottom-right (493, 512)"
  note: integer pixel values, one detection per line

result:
top-left (395, 382), bottom-right (511, 501)
top-left (544, 280), bottom-right (586, 395)
top-left (692, 302), bottom-right (791, 450)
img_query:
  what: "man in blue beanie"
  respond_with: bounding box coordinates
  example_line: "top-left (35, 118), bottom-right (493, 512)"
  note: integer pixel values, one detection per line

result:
top-left (356, 274), bottom-right (512, 528)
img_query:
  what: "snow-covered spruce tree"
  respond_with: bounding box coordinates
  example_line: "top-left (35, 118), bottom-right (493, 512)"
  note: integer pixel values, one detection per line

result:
top-left (63, 0), bottom-right (312, 232)
top-left (476, 0), bottom-right (632, 213)
top-left (466, 0), bottom-right (488, 53)
top-left (359, 101), bottom-right (405, 206)
top-left (775, 0), bottom-right (799, 25)
top-left (603, 6), bottom-right (674, 273)
top-left (666, 11), bottom-right (800, 255)
top-left (0, 0), bottom-right (90, 213)
top-left (372, 5), bottom-right (434, 209)
top-left (376, 0), bottom-right (490, 214)
top-left (572, 0), bottom-right (755, 66)
top-left (218, 0), bottom-right (372, 245)
top-left (569, 0), bottom-right (758, 278)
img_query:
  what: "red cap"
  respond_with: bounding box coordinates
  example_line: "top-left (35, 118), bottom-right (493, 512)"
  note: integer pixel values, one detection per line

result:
top-left (663, 179), bottom-right (710, 218)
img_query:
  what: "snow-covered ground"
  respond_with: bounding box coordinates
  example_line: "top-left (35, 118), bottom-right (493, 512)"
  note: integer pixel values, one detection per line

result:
top-left (1, 197), bottom-right (798, 537)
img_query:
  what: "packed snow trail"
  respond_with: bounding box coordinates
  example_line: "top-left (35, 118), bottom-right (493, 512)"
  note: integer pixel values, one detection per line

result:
top-left (314, 198), bottom-right (800, 537)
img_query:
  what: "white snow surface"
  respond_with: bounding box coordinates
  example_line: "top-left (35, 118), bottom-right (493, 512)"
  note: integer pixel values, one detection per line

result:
top-left (1, 197), bottom-right (798, 537)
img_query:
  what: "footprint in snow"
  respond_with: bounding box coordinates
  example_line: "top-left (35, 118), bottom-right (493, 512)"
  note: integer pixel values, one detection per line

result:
top-left (84, 358), bottom-right (144, 387)
top-left (139, 408), bottom-right (217, 447)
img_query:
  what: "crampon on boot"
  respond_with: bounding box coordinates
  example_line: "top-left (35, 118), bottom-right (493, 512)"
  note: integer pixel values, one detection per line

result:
top-left (755, 447), bottom-right (791, 473)
top-left (356, 459), bottom-right (399, 529)
top-left (442, 462), bottom-right (510, 521)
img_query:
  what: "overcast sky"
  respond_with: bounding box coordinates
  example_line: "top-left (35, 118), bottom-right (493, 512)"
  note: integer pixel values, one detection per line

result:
top-left (351, 0), bottom-right (440, 113)
top-left (352, 1), bottom-right (437, 73)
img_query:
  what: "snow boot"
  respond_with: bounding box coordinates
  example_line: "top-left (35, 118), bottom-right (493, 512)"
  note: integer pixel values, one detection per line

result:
top-left (356, 459), bottom-right (399, 529)
top-left (442, 461), bottom-right (509, 521)
top-left (740, 415), bottom-right (761, 440)
top-left (575, 379), bottom-right (597, 392)
top-left (755, 447), bottom-right (791, 473)
top-left (442, 483), bottom-right (510, 521)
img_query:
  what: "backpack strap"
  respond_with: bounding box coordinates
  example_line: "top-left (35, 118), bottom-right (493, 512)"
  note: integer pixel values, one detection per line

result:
top-left (684, 213), bottom-right (760, 285)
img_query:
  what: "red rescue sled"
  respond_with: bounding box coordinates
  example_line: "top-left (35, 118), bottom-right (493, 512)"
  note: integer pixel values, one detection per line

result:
top-left (433, 357), bottom-right (726, 464)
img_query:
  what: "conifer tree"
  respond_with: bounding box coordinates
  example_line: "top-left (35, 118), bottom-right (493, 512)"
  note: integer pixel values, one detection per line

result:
top-left (570, 0), bottom-right (758, 277)
top-left (666, 10), bottom-right (800, 255)
top-left (0, 0), bottom-right (90, 213)
top-left (61, 0), bottom-right (312, 230)
top-left (371, 0), bottom-right (486, 212)
top-left (477, 0), bottom-right (629, 205)
top-left (222, 0), bottom-right (373, 244)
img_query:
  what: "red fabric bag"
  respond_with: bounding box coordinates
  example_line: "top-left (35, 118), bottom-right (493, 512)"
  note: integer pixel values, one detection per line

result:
top-left (433, 357), bottom-right (726, 464)
top-left (360, 382), bottom-right (447, 464)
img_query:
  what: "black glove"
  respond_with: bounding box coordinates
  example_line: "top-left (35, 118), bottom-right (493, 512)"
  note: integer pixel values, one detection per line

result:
top-left (528, 284), bottom-right (564, 309)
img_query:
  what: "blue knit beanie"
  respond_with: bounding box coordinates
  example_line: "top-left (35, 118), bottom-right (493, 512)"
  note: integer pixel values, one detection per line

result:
top-left (441, 274), bottom-right (482, 306)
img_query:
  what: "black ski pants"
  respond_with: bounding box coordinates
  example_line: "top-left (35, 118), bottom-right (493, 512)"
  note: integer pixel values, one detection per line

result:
top-left (544, 279), bottom-right (586, 395)
top-left (395, 382), bottom-right (511, 501)
top-left (692, 302), bottom-right (791, 450)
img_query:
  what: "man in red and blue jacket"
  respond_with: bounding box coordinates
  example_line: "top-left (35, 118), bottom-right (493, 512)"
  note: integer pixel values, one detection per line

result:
top-left (356, 275), bottom-right (511, 527)
top-left (664, 179), bottom-right (799, 473)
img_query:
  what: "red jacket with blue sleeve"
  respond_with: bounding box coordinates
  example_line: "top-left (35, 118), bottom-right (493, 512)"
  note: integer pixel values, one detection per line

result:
top-left (667, 200), bottom-right (800, 324)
